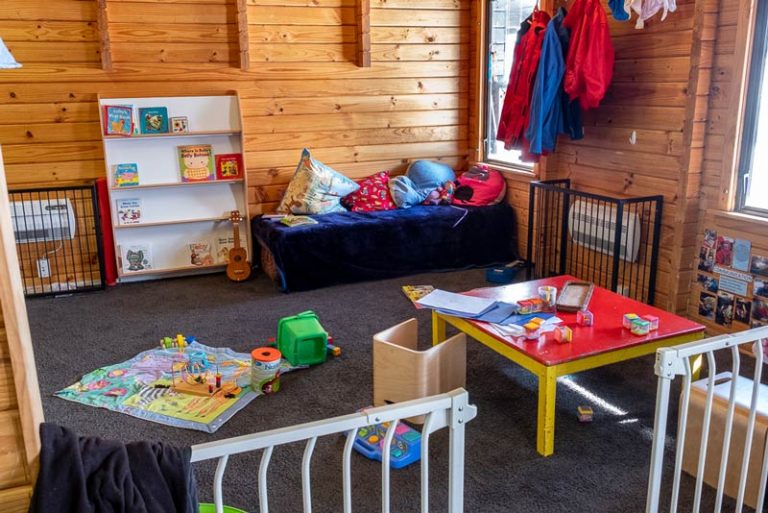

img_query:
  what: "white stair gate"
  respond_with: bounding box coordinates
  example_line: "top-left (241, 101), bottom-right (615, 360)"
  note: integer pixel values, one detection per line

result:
top-left (191, 388), bottom-right (478, 513)
top-left (646, 326), bottom-right (768, 513)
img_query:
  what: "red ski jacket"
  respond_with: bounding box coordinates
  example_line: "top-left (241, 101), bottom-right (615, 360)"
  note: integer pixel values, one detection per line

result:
top-left (563, 0), bottom-right (614, 110)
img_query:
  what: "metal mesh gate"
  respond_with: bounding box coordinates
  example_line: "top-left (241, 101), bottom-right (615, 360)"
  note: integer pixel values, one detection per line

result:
top-left (526, 179), bottom-right (663, 305)
top-left (9, 183), bottom-right (105, 297)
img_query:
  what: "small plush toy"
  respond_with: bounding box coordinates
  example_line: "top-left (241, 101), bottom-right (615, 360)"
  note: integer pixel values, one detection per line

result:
top-left (422, 180), bottom-right (456, 205)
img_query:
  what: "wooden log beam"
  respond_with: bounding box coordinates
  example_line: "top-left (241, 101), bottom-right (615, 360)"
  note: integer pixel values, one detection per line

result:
top-left (236, 0), bottom-right (250, 71)
top-left (96, 0), bottom-right (112, 71)
top-left (356, 0), bottom-right (371, 67)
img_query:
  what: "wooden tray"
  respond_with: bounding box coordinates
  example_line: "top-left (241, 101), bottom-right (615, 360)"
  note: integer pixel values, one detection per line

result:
top-left (556, 281), bottom-right (595, 312)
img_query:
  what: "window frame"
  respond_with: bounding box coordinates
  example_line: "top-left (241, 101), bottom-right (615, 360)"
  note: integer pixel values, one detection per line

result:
top-left (481, 0), bottom-right (537, 174)
top-left (735, 0), bottom-right (768, 217)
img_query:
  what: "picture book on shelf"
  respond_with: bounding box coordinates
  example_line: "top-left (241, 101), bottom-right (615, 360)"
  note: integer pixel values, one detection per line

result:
top-left (215, 236), bottom-right (235, 264)
top-left (215, 154), bottom-right (243, 180)
top-left (103, 105), bottom-right (133, 136)
top-left (171, 116), bottom-right (189, 133)
top-left (121, 244), bottom-right (152, 272)
top-left (138, 106), bottom-right (169, 134)
top-left (116, 198), bottom-right (142, 225)
top-left (178, 144), bottom-right (214, 182)
top-left (113, 163), bottom-right (139, 187)
top-left (188, 242), bottom-right (214, 267)
top-left (280, 215), bottom-right (318, 227)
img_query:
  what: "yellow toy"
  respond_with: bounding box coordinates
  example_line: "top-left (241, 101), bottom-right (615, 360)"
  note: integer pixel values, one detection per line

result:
top-left (554, 326), bottom-right (573, 343)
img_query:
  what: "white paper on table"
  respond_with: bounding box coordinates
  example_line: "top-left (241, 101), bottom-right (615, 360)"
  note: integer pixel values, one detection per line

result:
top-left (417, 289), bottom-right (497, 316)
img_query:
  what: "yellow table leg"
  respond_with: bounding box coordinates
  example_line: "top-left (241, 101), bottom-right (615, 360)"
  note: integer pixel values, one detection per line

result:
top-left (690, 354), bottom-right (703, 381)
top-left (537, 366), bottom-right (557, 457)
top-left (432, 311), bottom-right (446, 346)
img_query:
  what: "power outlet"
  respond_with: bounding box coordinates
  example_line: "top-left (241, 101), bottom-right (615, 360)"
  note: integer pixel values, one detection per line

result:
top-left (37, 258), bottom-right (50, 278)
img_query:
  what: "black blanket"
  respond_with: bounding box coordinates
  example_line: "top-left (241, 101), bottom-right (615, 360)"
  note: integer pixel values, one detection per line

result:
top-left (253, 203), bottom-right (519, 291)
top-left (29, 423), bottom-right (198, 513)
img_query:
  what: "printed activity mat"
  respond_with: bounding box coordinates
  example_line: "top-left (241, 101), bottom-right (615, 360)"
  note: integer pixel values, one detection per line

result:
top-left (56, 341), bottom-right (298, 433)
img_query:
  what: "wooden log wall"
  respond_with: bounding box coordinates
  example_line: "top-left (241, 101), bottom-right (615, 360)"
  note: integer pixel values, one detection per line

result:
top-left (531, 0), bottom-right (718, 313)
top-left (0, 151), bottom-right (45, 513)
top-left (0, 0), bottom-right (471, 215)
top-left (688, 0), bottom-right (767, 334)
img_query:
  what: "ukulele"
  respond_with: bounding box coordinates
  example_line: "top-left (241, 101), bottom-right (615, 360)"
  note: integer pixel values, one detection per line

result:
top-left (226, 210), bottom-right (252, 282)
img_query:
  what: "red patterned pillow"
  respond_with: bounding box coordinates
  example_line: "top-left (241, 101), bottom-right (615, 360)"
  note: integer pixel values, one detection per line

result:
top-left (342, 171), bottom-right (397, 212)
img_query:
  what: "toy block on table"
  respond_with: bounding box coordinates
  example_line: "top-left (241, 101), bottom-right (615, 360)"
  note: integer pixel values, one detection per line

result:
top-left (576, 309), bottom-right (594, 326)
top-left (373, 318), bottom-right (465, 423)
top-left (622, 313), bottom-right (639, 329)
top-left (277, 310), bottom-right (328, 366)
top-left (554, 326), bottom-right (572, 343)
top-left (517, 298), bottom-right (546, 315)
top-left (630, 318), bottom-right (651, 336)
top-left (641, 314), bottom-right (659, 331)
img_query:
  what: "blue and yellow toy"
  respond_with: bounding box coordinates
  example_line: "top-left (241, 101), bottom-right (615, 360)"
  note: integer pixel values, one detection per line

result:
top-left (352, 421), bottom-right (422, 469)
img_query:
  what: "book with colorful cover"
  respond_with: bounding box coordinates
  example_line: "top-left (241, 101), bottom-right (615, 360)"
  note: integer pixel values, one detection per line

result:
top-left (280, 215), bottom-right (318, 227)
top-left (116, 198), bottom-right (142, 225)
top-left (188, 241), bottom-right (214, 266)
top-left (113, 163), bottom-right (139, 187)
top-left (103, 105), bottom-right (133, 136)
top-left (402, 285), bottom-right (435, 308)
top-left (138, 106), bottom-right (169, 134)
top-left (178, 144), bottom-right (215, 182)
top-left (215, 153), bottom-right (244, 180)
top-left (121, 244), bottom-right (152, 272)
top-left (215, 236), bottom-right (235, 264)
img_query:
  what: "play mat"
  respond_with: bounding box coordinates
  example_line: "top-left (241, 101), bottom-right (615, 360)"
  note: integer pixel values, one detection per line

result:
top-left (56, 341), bottom-right (299, 433)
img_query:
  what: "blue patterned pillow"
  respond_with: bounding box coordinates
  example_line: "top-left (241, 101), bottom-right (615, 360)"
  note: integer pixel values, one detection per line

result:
top-left (278, 149), bottom-right (359, 214)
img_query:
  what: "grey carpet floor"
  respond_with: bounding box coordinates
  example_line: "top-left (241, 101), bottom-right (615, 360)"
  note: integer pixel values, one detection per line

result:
top-left (26, 270), bottom-right (730, 513)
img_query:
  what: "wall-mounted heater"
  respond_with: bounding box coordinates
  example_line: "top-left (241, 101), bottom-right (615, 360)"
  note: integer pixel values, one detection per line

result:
top-left (568, 200), bottom-right (641, 263)
top-left (10, 197), bottom-right (76, 244)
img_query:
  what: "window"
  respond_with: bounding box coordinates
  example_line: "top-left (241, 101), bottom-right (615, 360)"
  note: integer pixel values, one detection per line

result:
top-left (737, 0), bottom-right (768, 214)
top-left (485, 0), bottom-right (537, 169)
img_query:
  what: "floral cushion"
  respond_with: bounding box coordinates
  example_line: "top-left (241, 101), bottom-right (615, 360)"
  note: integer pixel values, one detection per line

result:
top-left (277, 149), bottom-right (359, 215)
top-left (342, 171), bottom-right (397, 212)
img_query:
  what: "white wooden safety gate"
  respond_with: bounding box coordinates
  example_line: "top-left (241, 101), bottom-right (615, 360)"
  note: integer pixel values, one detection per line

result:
top-left (191, 388), bottom-right (477, 513)
top-left (646, 326), bottom-right (768, 512)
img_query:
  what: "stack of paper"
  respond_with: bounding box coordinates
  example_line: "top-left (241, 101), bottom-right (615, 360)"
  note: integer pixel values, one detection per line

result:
top-left (416, 289), bottom-right (521, 323)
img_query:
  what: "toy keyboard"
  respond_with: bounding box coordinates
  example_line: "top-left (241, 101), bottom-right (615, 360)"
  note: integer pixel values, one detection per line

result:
top-left (352, 421), bottom-right (422, 469)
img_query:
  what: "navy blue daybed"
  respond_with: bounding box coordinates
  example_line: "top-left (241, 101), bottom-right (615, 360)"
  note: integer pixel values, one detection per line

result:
top-left (252, 203), bottom-right (518, 292)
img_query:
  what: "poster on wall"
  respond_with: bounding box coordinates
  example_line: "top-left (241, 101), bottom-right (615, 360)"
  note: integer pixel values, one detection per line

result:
top-left (703, 228), bottom-right (717, 248)
top-left (755, 279), bottom-right (768, 298)
top-left (751, 255), bottom-right (768, 277)
top-left (735, 297), bottom-right (752, 324)
top-left (696, 273), bottom-right (719, 293)
top-left (718, 275), bottom-right (750, 296)
top-left (698, 246), bottom-right (715, 272)
top-left (753, 298), bottom-right (768, 323)
top-left (715, 292), bottom-right (734, 327)
top-left (733, 239), bottom-right (752, 271)
top-left (698, 292), bottom-right (716, 320)
top-left (715, 236), bottom-right (734, 266)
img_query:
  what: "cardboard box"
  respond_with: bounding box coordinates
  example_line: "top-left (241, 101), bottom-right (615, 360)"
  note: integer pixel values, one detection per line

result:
top-left (682, 372), bottom-right (768, 509)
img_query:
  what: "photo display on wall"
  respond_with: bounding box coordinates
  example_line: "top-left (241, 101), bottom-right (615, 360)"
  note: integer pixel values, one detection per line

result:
top-left (696, 228), bottom-right (768, 329)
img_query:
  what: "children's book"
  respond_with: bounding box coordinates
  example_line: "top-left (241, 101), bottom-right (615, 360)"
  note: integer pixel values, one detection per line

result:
top-left (188, 242), bottom-right (214, 266)
top-left (402, 285), bottom-right (435, 309)
top-left (138, 106), bottom-right (169, 134)
top-left (280, 215), bottom-right (318, 227)
top-left (103, 105), bottom-right (133, 136)
top-left (170, 116), bottom-right (189, 133)
top-left (121, 244), bottom-right (152, 272)
top-left (113, 163), bottom-right (139, 187)
top-left (178, 144), bottom-right (214, 182)
top-left (215, 153), bottom-right (244, 180)
top-left (215, 236), bottom-right (235, 264)
top-left (116, 198), bottom-right (142, 225)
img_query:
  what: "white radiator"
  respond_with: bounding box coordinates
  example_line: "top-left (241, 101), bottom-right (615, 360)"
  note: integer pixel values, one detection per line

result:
top-left (10, 197), bottom-right (76, 244)
top-left (568, 200), bottom-right (641, 263)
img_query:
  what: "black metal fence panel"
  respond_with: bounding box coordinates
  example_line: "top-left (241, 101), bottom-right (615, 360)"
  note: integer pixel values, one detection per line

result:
top-left (527, 179), bottom-right (663, 305)
top-left (8, 183), bottom-right (105, 297)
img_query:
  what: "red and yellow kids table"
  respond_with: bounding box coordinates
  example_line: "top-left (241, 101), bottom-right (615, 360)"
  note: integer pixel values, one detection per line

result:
top-left (431, 275), bottom-right (705, 457)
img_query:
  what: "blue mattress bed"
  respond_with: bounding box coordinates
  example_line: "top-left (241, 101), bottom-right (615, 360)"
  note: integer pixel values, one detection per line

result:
top-left (252, 203), bottom-right (519, 292)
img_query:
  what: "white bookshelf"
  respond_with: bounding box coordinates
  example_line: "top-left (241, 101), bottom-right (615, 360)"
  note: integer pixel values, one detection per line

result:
top-left (98, 94), bottom-right (250, 281)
